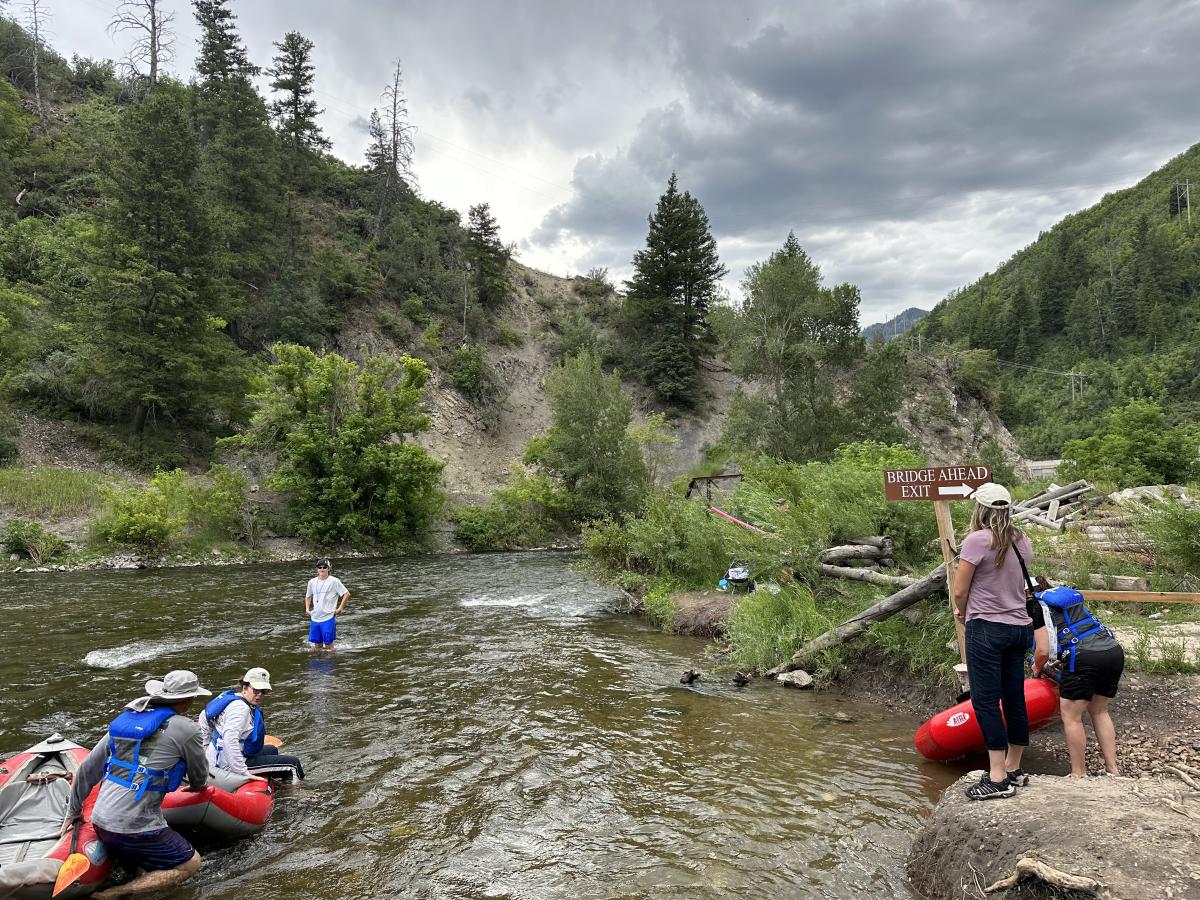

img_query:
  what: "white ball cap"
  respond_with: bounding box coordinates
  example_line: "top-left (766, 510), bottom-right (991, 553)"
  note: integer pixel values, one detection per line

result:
top-left (242, 667), bottom-right (272, 691)
top-left (973, 482), bottom-right (1012, 509)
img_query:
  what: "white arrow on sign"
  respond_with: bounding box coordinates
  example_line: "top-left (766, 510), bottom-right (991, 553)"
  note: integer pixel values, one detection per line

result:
top-left (937, 484), bottom-right (974, 498)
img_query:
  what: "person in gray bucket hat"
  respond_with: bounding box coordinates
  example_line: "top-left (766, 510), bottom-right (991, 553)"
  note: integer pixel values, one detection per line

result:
top-left (62, 670), bottom-right (212, 897)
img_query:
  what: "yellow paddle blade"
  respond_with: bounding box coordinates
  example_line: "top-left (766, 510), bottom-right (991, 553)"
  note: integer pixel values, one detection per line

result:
top-left (52, 852), bottom-right (89, 897)
top-left (264, 735), bottom-right (283, 748)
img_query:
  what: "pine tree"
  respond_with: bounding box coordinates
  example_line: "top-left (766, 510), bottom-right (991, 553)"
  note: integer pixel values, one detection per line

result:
top-left (191, 0), bottom-right (280, 344)
top-left (83, 83), bottom-right (246, 434)
top-left (466, 203), bottom-right (510, 310)
top-left (192, 0), bottom-right (255, 140)
top-left (267, 31), bottom-right (329, 169)
top-left (623, 172), bottom-right (726, 406)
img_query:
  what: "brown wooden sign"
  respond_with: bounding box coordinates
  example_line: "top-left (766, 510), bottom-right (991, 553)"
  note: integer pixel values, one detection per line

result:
top-left (884, 465), bottom-right (992, 502)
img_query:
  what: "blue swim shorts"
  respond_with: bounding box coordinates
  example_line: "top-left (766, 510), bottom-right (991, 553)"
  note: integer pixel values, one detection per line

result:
top-left (308, 618), bottom-right (336, 645)
top-left (94, 825), bottom-right (195, 871)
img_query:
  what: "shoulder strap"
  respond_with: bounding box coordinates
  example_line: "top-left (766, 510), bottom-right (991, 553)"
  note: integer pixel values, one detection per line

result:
top-left (1013, 540), bottom-right (1036, 596)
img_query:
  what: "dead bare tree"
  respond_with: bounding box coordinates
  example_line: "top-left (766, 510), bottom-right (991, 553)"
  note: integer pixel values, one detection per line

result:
top-left (23, 0), bottom-right (48, 128)
top-left (366, 58), bottom-right (416, 239)
top-left (107, 0), bottom-right (176, 91)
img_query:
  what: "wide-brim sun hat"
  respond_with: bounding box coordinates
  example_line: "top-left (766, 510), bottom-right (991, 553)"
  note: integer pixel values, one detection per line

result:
top-left (145, 670), bottom-right (212, 700)
top-left (242, 667), bottom-right (272, 691)
top-left (973, 482), bottom-right (1012, 509)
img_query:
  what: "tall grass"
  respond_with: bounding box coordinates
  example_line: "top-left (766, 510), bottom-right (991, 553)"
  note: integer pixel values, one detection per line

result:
top-left (0, 466), bottom-right (107, 518)
top-left (725, 584), bottom-right (832, 674)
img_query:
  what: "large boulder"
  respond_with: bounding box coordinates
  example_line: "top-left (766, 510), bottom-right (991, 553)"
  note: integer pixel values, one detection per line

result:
top-left (908, 773), bottom-right (1200, 899)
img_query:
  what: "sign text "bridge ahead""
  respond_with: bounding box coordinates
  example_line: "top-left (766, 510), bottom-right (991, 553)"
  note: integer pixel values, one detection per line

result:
top-left (883, 465), bottom-right (992, 502)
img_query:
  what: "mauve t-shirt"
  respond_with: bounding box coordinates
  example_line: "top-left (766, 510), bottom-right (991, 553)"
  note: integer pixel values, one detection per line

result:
top-left (960, 528), bottom-right (1033, 625)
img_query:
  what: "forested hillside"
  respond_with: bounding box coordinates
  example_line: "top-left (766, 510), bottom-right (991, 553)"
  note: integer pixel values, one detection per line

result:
top-left (0, 6), bottom-right (513, 469)
top-left (914, 145), bottom-right (1200, 482)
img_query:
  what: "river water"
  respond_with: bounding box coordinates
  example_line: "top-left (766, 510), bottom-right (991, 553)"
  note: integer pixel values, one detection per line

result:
top-left (1, 553), bottom-right (963, 898)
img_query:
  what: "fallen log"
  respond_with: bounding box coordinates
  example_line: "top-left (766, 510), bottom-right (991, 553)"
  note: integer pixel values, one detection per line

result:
top-left (768, 565), bottom-right (947, 675)
top-left (818, 564), bottom-right (917, 588)
top-left (819, 544), bottom-right (886, 563)
top-left (1083, 516), bottom-right (1135, 528)
top-left (846, 536), bottom-right (894, 552)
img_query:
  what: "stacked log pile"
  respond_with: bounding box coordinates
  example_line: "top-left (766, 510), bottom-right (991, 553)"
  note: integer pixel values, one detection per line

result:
top-left (1010, 479), bottom-right (1093, 531)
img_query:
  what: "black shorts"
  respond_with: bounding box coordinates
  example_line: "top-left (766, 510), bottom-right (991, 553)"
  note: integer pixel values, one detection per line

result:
top-left (1058, 644), bottom-right (1125, 701)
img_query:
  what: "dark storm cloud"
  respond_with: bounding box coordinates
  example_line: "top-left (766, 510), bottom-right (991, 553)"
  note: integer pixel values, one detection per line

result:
top-left (534, 0), bottom-right (1200, 317)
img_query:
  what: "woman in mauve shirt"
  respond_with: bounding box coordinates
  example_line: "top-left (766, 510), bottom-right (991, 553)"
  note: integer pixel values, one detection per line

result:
top-left (952, 482), bottom-right (1034, 800)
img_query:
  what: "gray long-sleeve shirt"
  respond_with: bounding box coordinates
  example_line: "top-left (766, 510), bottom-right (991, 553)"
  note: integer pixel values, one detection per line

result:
top-left (67, 709), bottom-right (209, 834)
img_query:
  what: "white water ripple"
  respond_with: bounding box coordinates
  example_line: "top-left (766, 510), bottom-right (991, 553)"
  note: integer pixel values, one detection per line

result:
top-left (84, 638), bottom-right (213, 669)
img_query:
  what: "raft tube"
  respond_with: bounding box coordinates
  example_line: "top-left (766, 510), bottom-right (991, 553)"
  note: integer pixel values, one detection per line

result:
top-left (0, 734), bottom-right (112, 899)
top-left (914, 677), bottom-right (1060, 761)
top-left (162, 768), bottom-right (273, 837)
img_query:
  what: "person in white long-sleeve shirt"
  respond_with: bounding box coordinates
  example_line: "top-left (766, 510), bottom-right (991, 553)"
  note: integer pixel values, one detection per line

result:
top-left (196, 669), bottom-right (272, 781)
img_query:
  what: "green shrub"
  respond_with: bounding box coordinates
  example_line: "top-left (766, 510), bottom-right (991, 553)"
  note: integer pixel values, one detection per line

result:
top-left (1142, 499), bottom-right (1200, 575)
top-left (402, 293), bottom-right (429, 327)
top-left (420, 321), bottom-right (443, 356)
top-left (450, 469), bottom-right (569, 551)
top-left (640, 581), bottom-right (679, 630)
top-left (94, 485), bottom-right (183, 552)
top-left (493, 320), bottom-right (524, 348)
top-left (3, 519), bottom-right (69, 564)
top-left (446, 345), bottom-right (504, 406)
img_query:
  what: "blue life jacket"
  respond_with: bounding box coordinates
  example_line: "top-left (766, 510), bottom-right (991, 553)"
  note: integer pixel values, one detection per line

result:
top-left (104, 707), bottom-right (188, 800)
top-left (1036, 585), bottom-right (1112, 673)
top-left (203, 691), bottom-right (266, 759)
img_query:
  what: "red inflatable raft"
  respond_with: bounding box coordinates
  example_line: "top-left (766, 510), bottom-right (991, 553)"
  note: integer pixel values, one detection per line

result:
top-left (0, 734), bottom-right (111, 899)
top-left (162, 768), bottom-right (273, 837)
top-left (914, 677), bottom-right (1061, 761)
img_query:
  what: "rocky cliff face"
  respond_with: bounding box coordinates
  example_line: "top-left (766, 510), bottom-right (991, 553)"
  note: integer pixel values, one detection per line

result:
top-left (398, 263), bottom-right (1025, 498)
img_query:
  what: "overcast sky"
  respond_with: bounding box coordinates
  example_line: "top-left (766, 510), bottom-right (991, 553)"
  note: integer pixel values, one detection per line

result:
top-left (50, 0), bottom-right (1200, 325)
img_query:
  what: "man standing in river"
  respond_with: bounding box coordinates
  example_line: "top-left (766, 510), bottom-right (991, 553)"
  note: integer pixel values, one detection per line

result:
top-left (306, 558), bottom-right (349, 650)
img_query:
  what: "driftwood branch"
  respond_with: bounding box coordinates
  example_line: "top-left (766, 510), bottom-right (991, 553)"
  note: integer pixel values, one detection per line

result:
top-left (984, 856), bottom-right (1103, 894)
top-left (768, 565), bottom-right (946, 675)
top-left (818, 564), bottom-right (916, 588)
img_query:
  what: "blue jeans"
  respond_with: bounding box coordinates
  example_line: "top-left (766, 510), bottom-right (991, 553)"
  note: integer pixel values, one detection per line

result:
top-left (965, 618), bottom-right (1033, 752)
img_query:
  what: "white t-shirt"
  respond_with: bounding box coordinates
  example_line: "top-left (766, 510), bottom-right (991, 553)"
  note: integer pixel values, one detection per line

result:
top-left (307, 575), bottom-right (347, 622)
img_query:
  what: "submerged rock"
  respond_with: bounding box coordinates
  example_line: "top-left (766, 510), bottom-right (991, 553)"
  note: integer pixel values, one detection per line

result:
top-left (908, 772), bottom-right (1200, 899)
top-left (776, 670), bottom-right (813, 689)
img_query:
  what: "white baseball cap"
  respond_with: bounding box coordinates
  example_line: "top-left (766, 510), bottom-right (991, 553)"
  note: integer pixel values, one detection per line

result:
top-left (973, 482), bottom-right (1012, 509)
top-left (242, 667), bottom-right (273, 691)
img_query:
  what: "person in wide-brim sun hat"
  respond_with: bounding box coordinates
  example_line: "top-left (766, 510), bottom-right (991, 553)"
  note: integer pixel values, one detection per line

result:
top-left (952, 483), bottom-right (1037, 800)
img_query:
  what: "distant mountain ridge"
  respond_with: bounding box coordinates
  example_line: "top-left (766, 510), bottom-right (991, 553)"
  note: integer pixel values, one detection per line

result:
top-left (862, 307), bottom-right (928, 341)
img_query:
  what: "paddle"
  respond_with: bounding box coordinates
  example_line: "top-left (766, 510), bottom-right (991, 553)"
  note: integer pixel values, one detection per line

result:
top-left (264, 735), bottom-right (283, 748)
top-left (52, 822), bottom-right (88, 897)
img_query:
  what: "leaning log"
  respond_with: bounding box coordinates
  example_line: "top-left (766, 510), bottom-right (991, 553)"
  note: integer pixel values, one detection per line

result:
top-left (818, 564), bottom-right (917, 588)
top-left (820, 544), bottom-right (885, 563)
top-left (1015, 480), bottom-right (1091, 510)
top-left (768, 565), bottom-right (947, 676)
top-left (1017, 511), bottom-right (1066, 530)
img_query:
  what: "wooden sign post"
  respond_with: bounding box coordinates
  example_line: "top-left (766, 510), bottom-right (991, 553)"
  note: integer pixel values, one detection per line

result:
top-left (884, 465), bottom-right (992, 688)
